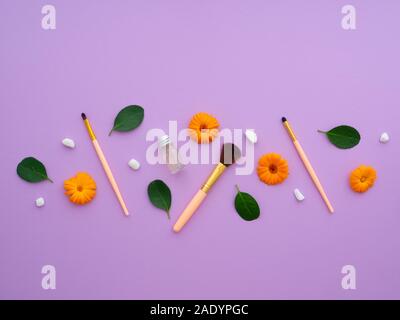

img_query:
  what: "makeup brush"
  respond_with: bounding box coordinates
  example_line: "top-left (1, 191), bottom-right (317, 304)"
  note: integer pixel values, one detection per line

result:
top-left (282, 117), bottom-right (334, 213)
top-left (173, 143), bottom-right (241, 233)
top-left (81, 113), bottom-right (129, 216)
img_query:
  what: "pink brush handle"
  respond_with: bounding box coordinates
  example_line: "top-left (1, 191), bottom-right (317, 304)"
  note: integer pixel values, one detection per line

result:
top-left (294, 140), bottom-right (334, 213)
top-left (93, 140), bottom-right (129, 216)
top-left (173, 190), bottom-right (207, 233)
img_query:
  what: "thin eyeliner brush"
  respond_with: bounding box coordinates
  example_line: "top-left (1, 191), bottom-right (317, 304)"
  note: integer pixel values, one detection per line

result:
top-left (282, 117), bottom-right (334, 213)
top-left (81, 113), bottom-right (129, 216)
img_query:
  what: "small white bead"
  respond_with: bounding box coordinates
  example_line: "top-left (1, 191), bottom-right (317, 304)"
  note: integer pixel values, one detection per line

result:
top-left (35, 197), bottom-right (45, 207)
top-left (128, 158), bottom-right (140, 170)
top-left (62, 138), bottom-right (75, 149)
top-left (245, 129), bottom-right (257, 144)
top-left (379, 132), bottom-right (389, 144)
top-left (294, 189), bottom-right (305, 202)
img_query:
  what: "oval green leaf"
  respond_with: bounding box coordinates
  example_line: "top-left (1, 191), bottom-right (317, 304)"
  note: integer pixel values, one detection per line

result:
top-left (318, 125), bottom-right (360, 149)
top-left (234, 185), bottom-right (260, 221)
top-left (17, 157), bottom-right (53, 183)
top-left (147, 179), bottom-right (172, 218)
top-left (109, 105), bottom-right (144, 135)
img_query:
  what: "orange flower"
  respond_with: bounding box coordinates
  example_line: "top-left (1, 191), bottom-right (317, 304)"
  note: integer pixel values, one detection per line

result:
top-left (64, 172), bottom-right (97, 205)
top-left (349, 165), bottom-right (377, 193)
top-left (188, 112), bottom-right (219, 143)
top-left (257, 153), bottom-right (289, 185)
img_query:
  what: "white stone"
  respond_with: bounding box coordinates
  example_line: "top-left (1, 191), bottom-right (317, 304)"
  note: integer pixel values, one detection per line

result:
top-left (128, 158), bottom-right (140, 170)
top-left (379, 132), bottom-right (389, 144)
top-left (62, 138), bottom-right (75, 149)
top-left (35, 197), bottom-right (45, 207)
top-left (245, 129), bottom-right (257, 144)
top-left (294, 189), bottom-right (305, 202)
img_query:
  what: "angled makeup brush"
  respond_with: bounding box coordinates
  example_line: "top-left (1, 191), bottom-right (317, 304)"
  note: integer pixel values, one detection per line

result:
top-left (173, 143), bottom-right (241, 233)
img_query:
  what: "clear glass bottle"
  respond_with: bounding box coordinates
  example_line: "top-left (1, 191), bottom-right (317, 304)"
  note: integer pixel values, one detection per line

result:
top-left (158, 135), bottom-right (185, 174)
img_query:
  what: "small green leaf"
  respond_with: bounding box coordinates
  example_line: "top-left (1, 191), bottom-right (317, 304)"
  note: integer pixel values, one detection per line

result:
top-left (17, 157), bottom-right (53, 183)
top-left (109, 105), bottom-right (144, 136)
top-left (147, 179), bottom-right (172, 218)
top-left (234, 185), bottom-right (260, 221)
top-left (318, 125), bottom-right (360, 149)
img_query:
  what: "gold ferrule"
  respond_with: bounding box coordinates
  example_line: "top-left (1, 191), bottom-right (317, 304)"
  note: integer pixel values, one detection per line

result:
top-left (84, 119), bottom-right (96, 141)
top-left (201, 162), bottom-right (227, 193)
top-left (283, 120), bottom-right (296, 141)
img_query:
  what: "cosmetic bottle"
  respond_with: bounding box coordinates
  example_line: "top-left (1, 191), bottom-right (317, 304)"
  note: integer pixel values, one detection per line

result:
top-left (158, 135), bottom-right (185, 174)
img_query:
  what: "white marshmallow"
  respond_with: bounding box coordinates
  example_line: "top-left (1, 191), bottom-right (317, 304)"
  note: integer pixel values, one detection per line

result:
top-left (62, 138), bottom-right (75, 149)
top-left (379, 132), bottom-right (389, 144)
top-left (35, 197), bottom-right (45, 207)
top-left (245, 129), bottom-right (257, 144)
top-left (294, 189), bottom-right (305, 202)
top-left (128, 158), bottom-right (140, 170)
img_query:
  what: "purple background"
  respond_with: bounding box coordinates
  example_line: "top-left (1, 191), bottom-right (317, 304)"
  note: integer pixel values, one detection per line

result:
top-left (1, 0), bottom-right (399, 300)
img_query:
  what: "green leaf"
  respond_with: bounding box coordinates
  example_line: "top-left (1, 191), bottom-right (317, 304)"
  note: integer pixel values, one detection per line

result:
top-left (234, 185), bottom-right (260, 221)
top-left (318, 125), bottom-right (360, 149)
top-left (147, 179), bottom-right (172, 218)
top-left (17, 157), bottom-right (53, 183)
top-left (109, 105), bottom-right (144, 136)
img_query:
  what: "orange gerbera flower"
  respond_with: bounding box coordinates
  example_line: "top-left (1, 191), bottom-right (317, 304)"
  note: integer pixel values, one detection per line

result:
top-left (257, 153), bottom-right (289, 185)
top-left (188, 112), bottom-right (219, 143)
top-left (64, 172), bottom-right (97, 205)
top-left (349, 165), bottom-right (377, 193)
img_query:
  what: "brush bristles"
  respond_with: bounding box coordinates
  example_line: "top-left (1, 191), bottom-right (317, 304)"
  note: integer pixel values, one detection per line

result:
top-left (81, 113), bottom-right (87, 120)
top-left (281, 117), bottom-right (287, 123)
top-left (220, 143), bottom-right (241, 166)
